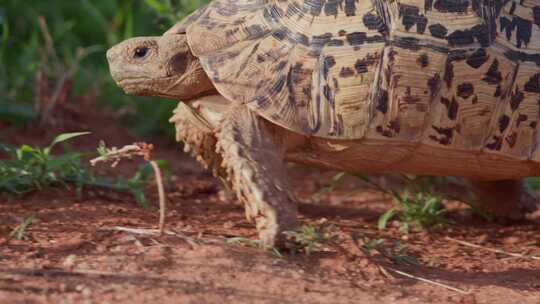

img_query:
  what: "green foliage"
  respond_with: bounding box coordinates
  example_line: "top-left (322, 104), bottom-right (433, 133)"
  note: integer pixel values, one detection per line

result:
top-left (0, 132), bottom-right (166, 208)
top-left (319, 173), bottom-right (449, 233)
top-left (226, 237), bottom-right (283, 258)
top-left (378, 192), bottom-right (448, 233)
top-left (351, 174), bottom-right (448, 233)
top-left (226, 223), bottom-right (337, 257)
top-left (0, 0), bottom-right (207, 134)
top-left (526, 177), bottom-right (540, 191)
top-left (9, 215), bottom-right (35, 241)
top-left (284, 222), bottom-right (336, 255)
top-left (143, 0), bottom-right (208, 23)
top-left (360, 238), bottom-right (420, 266)
top-left (0, 132), bottom-right (91, 193)
top-left (355, 174), bottom-right (448, 233)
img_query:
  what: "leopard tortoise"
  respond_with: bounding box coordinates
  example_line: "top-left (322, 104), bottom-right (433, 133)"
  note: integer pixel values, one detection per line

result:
top-left (107, 0), bottom-right (540, 247)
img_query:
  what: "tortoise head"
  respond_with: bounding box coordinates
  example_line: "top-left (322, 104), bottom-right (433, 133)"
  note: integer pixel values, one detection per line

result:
top-left (106, 34), bottom-right (213, 100)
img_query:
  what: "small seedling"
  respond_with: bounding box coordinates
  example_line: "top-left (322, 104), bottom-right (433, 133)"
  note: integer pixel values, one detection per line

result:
top-left (0, 132), bottom-right (91, 194)
top-left (312, 172), bottom-right (347, 202)
top-left (226, 237), bottom-right (283, 258)
top-left (90, 141), bottom-right (168, 234)
top-left (360, 238), bottom-right (419, 266)
top-left (9, 215), bottom-right (35, 241)
top-left (526, 177), bottom-right (540, 191)
top-left (0, 133), bottom-right (164, 209)
top-left (321, 173), bottom-right (449, 233)
top-left (284, 221), bottom-right (336, 255)
top-left (378, 192), bottom-right (448, 233)
top-left (362, 238), bottom-right (385, 253)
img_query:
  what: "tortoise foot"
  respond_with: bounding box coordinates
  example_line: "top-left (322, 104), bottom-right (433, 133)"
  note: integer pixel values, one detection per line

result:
top-left (470, 180), bottom-right (538, 220)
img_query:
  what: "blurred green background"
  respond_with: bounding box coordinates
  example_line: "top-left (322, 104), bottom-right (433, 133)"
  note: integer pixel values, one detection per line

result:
top-left (0, 0), bottom-right (208, 136)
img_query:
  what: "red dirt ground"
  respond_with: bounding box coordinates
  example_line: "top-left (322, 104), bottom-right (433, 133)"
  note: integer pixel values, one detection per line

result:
top-left (1, 100), bottom-right (539, 304)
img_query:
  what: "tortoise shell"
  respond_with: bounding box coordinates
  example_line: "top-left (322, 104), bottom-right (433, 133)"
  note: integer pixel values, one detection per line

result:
top-left (176, 0), bottom-right (540, 160)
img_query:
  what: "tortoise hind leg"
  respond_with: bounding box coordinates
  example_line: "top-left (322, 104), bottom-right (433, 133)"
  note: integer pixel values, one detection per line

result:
top-left (432, 177), bottom-right (538, 219)
top-left (468, 179), bottom-right (538, 220)
top-left (216, 106), bottom-right (298, 247)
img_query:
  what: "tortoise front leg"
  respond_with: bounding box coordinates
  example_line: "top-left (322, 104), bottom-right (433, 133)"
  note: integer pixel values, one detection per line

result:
top-left (169, 103), bottom-right (224, 178)
top-left (216, 106), bottom-right (298, 247)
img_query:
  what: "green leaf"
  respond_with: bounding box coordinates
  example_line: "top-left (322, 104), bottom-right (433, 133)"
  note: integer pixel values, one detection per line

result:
top-left (378, 209), bottom-right (396, 230)
top-left (45, 152), bottom-right (81, 171)
top-left (527, 177), bottom-right (540, 191)
top-left (131, 189), bottom-right (149, 208)
top-left (122, 0), bottom-right (134, 39)
top-left (9, 215), bottom-right (34, 240)
top-left (144, 0), bottom-right (171, 14)
top-left (45, 132), bottom-right (91, 154)
top-left (0, 100), bottom-right (36, 124)
top-left (0, 10), bottom-right (9, 45)
top-left (16, 145), bottom-right (41, 161)
top-left (0, 142), bottom-right (16, 155)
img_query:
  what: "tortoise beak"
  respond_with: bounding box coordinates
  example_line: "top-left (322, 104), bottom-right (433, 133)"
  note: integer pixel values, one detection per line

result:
top-left (106, 45), bottom-right (123, 82)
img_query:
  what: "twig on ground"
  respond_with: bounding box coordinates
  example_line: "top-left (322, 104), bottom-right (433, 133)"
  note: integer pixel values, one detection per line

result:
top-left (1, 215), bottom-right (35, 246)
top-left (90, 143), bottom-right (152, 167)
top-left (150, 161), bottom-right (166, 234)
top-left (36, 17), bottom-right (102, 124)
top-left (445, 237), bottom-right (540, 261)
top-left (39, 48), bottom-right (85, 123)
top-left (101, 226), bottom-right (200, 248)
top-left (37, 16), bottom-right (60, 68)
top-left (90, 142), bottom-right (167, 235)
top-left (384, 267), bottom-right (470, 294)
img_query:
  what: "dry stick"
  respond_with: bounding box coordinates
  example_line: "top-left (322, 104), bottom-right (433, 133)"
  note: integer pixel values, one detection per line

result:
top-left (90, 143), bottom-right (167, 235)
top-left (150, 160), bottom-right (166, 235)
top-left (384, 267), bottom-right (470, 294)
top-left (37, 16), bottom-right (60, 68)
top-left (445, 236), bottom-right (540, 261)
top-left (40, 54), bottom-right (79, 124)
top-left (37, 16), bottom-right (63, 123)
top-left (37, 16), bottom-right (86, 124)
top-left (101, 226), bottom-right (201, 247)
top-left (90, 144), bottom-right (146, 167)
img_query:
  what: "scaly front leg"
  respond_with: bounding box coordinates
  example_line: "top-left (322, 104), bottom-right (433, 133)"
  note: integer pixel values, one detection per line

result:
top-left (169, 102), bottom-right (225, 179)
top-left (216, 106), bottom-right (298, 247)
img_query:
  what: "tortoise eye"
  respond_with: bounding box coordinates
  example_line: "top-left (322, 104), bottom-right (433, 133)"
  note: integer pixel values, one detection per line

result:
top-left (134, 47), bottom-right (149, 59)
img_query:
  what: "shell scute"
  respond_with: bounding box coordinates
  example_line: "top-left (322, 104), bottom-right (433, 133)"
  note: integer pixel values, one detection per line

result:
top-left (186, 0), bottom-right (386, 138)
top-left (183, 0), bottom-right (540, 156)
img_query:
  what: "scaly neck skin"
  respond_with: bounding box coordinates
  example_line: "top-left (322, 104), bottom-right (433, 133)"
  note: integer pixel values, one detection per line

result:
top-left (176, 61), bottom-right (218, 102)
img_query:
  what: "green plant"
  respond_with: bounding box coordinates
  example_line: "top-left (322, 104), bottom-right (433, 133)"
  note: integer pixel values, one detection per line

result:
top-left (226, 237), bottom-right (283, 258)
top-left (0, 132), bottom-right (91, 193)
top-left (1, 0), bottom-right (208, 135)
top-left (354, 174), bottom-right (448, 233)
top-left (378, 191), bottom-right (448, 233)
top-left (91, 141), bottom-right (170, 231)
top-left (318, 173), bottom-right (449, 233)
top-left (284, 222), bottom-right (336, 255)
top-left (144, 0), bottom-right (209, 24)
top-left (360, 238), bottom-right (420, 266)
top-left (226, 223), bottom-right (337, 257)
top-left (526, 177), bottom-right (540, 191)
top-left (9, 215), bottom-right (35, 241)
top-left (0, 132), bottom-right (167, 208)
top-left (87, 161), bottom-right (169, 208)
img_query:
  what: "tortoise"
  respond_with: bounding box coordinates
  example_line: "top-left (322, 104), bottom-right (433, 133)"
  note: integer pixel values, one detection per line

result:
top-left (107, 0), bottom-right (540, 247)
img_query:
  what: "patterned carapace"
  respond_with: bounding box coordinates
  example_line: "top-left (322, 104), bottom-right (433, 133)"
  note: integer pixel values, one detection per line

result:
top-left (182, 0), bottom-right (540, 160)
